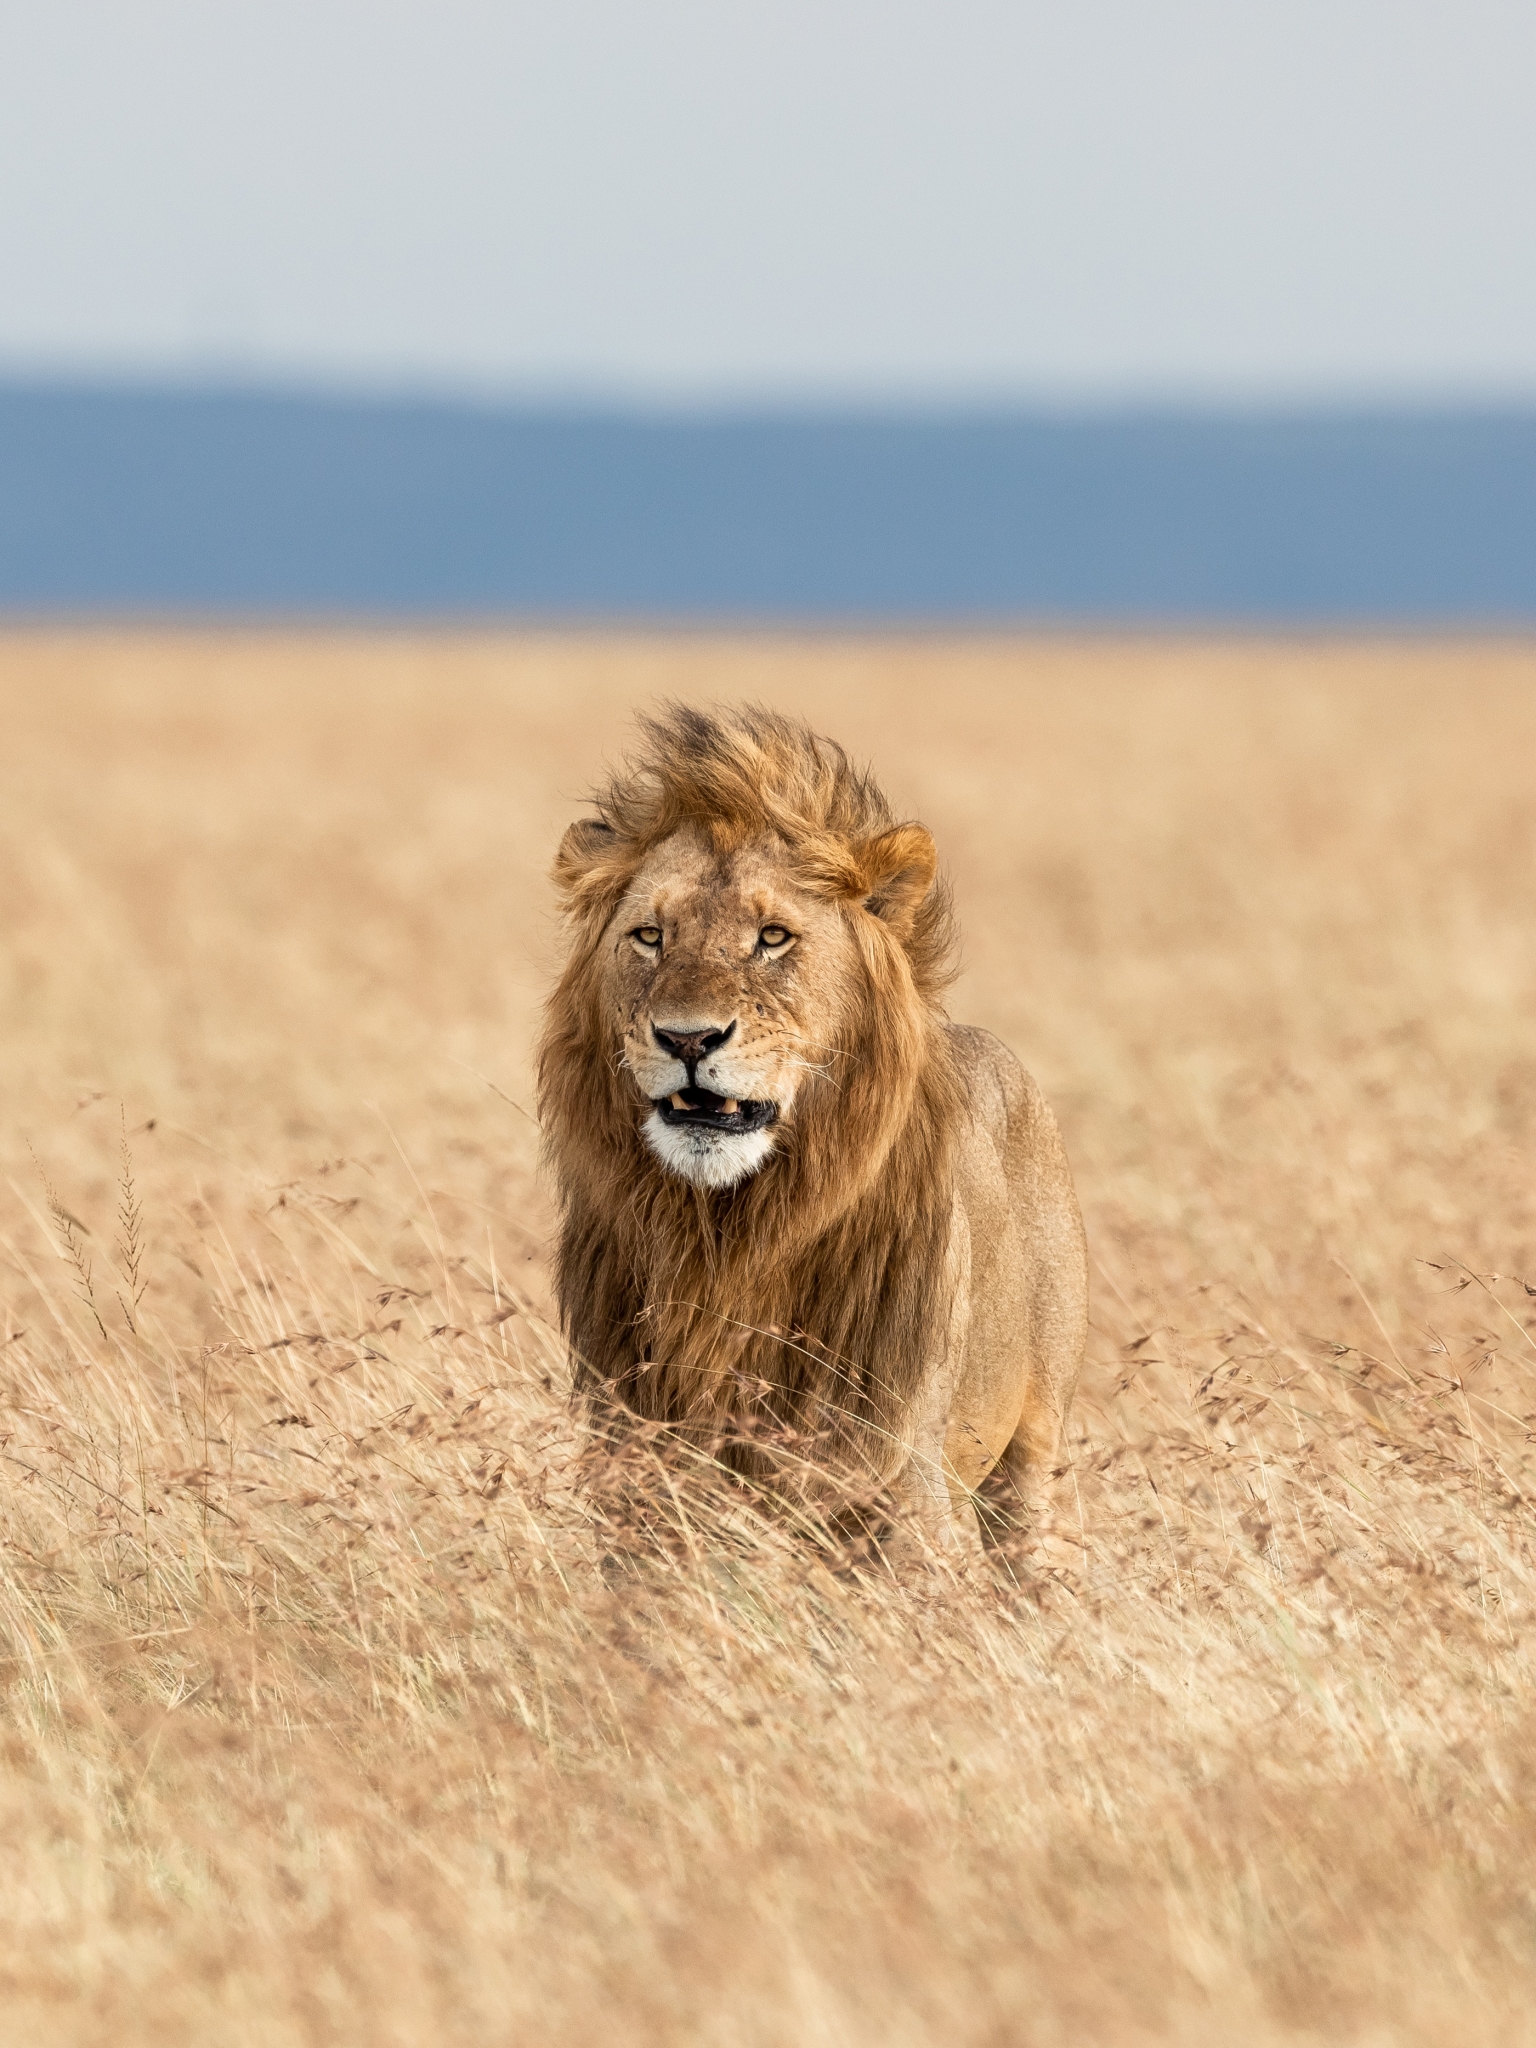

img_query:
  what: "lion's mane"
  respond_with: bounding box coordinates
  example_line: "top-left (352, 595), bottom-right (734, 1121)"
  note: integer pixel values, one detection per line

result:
top-left (537, 704), bottom-right (964, 1486)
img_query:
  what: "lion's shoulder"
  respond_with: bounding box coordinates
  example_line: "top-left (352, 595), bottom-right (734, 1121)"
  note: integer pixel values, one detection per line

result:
top-left (944, 1019), bottom-right (1080, 1259)
top-left (943, 1022), bottom-right (1043, 1145)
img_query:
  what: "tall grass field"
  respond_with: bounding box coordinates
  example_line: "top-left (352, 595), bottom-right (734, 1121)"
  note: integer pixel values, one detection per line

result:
top-left (2, 630), bottom-right (1534, 2044)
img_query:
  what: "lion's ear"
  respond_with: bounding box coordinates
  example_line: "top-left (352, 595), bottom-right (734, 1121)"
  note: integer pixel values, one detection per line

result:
top-left (858, 824), bottom-right (937, 937)
top-left (552, 817), bottom-right (623, 907)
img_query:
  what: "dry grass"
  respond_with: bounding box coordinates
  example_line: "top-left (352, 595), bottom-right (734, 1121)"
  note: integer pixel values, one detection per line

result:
top-left (2, 628), bottom-right (1535, 2044)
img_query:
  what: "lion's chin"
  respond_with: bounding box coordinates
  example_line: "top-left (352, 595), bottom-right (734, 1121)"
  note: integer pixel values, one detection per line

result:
top-left (642, 1109), bottom-right (777, 1190)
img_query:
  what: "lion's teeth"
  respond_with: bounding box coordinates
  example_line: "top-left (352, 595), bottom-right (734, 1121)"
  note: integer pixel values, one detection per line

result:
top-left (723, 1098), bottom-right (739, 1113)
top-left (670, 1093), bottom-right (689, 1110)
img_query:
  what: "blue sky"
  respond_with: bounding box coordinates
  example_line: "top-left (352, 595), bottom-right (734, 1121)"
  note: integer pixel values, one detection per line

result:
top-left (3, 0), bottom-right (1534, 403)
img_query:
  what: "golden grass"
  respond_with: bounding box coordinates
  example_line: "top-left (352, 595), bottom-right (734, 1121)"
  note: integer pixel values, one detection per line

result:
top-left (2, 628), bottom-right (1536, 2044)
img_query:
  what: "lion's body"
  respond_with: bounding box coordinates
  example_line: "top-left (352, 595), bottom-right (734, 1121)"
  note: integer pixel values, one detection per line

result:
top-left (538, 706), bottom-right (1086, 1554)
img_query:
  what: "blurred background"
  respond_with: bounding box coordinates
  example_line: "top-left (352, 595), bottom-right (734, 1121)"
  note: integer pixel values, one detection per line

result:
top-left (2, 0), bottom-right (1534, 620)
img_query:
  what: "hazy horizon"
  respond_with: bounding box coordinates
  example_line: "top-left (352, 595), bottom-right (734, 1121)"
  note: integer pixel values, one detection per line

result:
top-left (5, 380), bottom-right (1533, 618)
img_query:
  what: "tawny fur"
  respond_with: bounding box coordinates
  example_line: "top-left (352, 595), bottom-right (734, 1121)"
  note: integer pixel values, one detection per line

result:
top-left (537, 704), bottom-right (1087, 1549)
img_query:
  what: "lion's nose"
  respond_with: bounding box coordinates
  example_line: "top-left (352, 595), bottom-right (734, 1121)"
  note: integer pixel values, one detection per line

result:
top-left (652, 1019), bottom-right (737, 1066)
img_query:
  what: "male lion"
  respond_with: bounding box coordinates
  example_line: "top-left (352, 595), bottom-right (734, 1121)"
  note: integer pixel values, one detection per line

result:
top-left (538, 705), bottom-right (1087, 1557)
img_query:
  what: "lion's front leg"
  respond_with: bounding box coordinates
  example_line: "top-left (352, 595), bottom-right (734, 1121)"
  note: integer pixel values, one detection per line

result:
top-left (575, 1385), bottom-right (691, 1576)
top-left (882, 1197), bottom-right (981, 1572)
top-left (884, 1435), bottom-right (982, 1571)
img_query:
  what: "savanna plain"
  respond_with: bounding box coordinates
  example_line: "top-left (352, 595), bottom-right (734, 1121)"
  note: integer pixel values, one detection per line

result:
top-left (2, 630), bottom-right (1535, 2046)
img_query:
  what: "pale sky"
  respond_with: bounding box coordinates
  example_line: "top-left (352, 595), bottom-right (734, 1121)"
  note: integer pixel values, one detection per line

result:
top-left (3, 0), bottom-right (1534, 402)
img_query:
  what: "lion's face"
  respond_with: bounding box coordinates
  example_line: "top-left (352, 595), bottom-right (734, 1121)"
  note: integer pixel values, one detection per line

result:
top-left (604, 829), bottom-right (856, 1189)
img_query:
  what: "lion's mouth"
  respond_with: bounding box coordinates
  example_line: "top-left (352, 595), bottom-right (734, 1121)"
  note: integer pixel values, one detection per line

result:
top-left (654, 1087), bottom-right (778, 1135)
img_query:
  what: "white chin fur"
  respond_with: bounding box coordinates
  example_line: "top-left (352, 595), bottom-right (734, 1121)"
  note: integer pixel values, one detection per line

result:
top-left (643, 1110), bottom-right (776, 1190)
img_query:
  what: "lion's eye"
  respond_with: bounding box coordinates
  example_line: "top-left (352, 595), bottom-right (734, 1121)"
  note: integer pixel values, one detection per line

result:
top-left (758, 924), bottom-right (794, 953)
top-left (630, 925), bottom-right (663, 955)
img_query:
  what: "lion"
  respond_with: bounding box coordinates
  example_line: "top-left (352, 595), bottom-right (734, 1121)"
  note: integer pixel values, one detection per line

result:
top-left (537, 703), bottom-right (1087, 1557)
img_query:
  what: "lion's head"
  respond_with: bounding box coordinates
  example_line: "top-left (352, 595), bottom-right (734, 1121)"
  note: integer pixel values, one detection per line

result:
top-left (606, 813), bottom-right (939, 1188)
top-left (538, 704), bottom-right (962, 1460)
top-left (541, 704), bottom-right (956, 1202)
